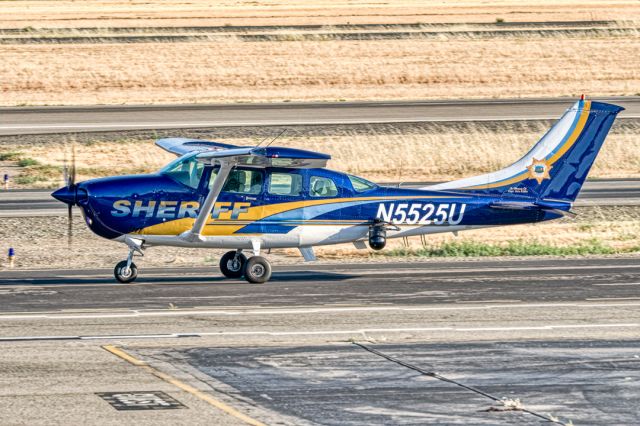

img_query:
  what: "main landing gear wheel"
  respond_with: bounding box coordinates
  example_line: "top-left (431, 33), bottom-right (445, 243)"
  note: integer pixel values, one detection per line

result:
top-left (244, 256), bottom-right (272, 284)
top-left (220, 251), bottom-right (247, 279)
top-left (114, 260), bottom-right (138, 283)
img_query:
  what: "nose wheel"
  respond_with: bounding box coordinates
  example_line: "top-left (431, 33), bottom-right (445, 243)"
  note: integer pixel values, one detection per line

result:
top-left (114, 239), bottom-right (143, 283)
top-left (114, 260), bottom-right (138, 283)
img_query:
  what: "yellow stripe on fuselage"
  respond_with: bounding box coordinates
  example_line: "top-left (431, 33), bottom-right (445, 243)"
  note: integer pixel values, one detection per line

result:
top-left (133, 195), bottom-right (457, 236)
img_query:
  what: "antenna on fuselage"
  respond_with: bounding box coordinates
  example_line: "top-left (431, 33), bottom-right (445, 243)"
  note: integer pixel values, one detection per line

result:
top-left (263, 128), bottom-right (287, 148)
top-left (255, 128), bottom-right (287, 148)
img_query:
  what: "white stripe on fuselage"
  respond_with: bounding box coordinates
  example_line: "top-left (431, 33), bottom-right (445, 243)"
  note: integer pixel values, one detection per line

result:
top-left (117, 224), bottom-right (491, 249)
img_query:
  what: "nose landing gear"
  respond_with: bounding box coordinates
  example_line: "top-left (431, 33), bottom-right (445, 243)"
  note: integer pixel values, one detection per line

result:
top-left (114, 259), bottom-right (138, 283)
top-left (114, 237), bottom-right (144, 283)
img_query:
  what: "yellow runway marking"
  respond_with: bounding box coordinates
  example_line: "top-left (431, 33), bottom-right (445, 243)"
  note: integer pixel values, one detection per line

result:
top-left (103, 345), bottom-right (266, 426)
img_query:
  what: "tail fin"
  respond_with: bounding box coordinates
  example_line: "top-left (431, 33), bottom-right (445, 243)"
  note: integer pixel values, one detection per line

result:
top-left (425, 99), bottom-right (624, 202)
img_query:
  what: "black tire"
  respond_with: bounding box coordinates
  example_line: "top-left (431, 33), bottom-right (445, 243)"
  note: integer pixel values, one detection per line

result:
top-left (244, 256), bottom-right (272, 284)
top-left (114, 260), bottom-right (138, 283)
top-left (219, 251), bottom-right (247, 279)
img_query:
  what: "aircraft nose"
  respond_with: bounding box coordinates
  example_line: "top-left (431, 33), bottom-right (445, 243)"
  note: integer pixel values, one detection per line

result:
top-left (51, 186), bottom-right (76, 205)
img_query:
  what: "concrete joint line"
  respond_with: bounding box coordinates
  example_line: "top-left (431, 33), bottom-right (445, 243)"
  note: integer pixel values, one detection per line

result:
top-left (102, 345), bottom-right (265, 426)
top-left (353, 341), bottom-right (571, 425)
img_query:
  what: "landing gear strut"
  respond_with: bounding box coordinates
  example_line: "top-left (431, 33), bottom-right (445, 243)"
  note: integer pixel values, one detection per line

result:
top-left (114, 237), bottom-right (144, 283)
top-left (114, 248), bottom-right (139, 283)
top-left (219, 250), bottom-right (247, 279)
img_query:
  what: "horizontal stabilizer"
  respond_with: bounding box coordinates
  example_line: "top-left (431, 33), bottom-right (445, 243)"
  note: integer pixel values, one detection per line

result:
top-left (489, 200), bottom-right (576, 217)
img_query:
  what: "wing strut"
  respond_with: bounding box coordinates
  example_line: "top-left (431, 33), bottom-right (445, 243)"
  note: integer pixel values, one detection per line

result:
top-left (179, 161), bottom-right (233, 242)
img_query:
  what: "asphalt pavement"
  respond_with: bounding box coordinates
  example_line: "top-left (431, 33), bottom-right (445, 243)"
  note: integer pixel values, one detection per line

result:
top-left (1, 257), bottom-right (639, 313)
top-left (2, 97), bottom-right (639, 135)
top-left (1, 257), bottom-right (639, 425)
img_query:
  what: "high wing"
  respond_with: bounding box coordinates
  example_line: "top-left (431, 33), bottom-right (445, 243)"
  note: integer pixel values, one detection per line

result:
top-left (158, 138), bottom-right (332, 242)
top-left (156, 137), bottom-right (331, 169)
top-left (156, 138), bottom-right (238, 156)
top-left (196, 146), bottom-right (330, 169)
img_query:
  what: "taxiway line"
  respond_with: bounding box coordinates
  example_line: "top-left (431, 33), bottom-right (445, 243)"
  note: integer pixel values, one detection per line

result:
top-left (1, 301), bottom-right (640, 321)
top-left (3, 322), bottom-right (638, 343)
top-left (2, 96), bottom-right (639, 136)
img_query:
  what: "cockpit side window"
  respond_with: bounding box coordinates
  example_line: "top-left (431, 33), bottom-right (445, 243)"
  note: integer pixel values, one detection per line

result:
top-left (160, 154), bottom-right (204, 189)
top-left (209, 168), bottom-right (263, 194)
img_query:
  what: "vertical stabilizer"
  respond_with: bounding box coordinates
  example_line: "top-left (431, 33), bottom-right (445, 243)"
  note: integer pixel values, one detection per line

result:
top-left (424, 99), bottom-right (624, 202)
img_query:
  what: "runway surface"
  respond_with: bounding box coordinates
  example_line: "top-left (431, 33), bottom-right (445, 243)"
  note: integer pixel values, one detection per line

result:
top-left (2, 97), bottom-right (639, 135)
top-left (1, 257), bottom-right (639, 425)
top-left (1, 178), bottom-right (638, 217)
top-left (1, 257), bottom-right (640, 314)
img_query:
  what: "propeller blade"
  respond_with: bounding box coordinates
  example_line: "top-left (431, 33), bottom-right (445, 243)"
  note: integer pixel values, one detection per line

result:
top-left (67, 203), bottom-right (73, 248)
top-left (69, 144), bottom-right (77, 188)
top-left (63, 149), bottom-right (69, 187)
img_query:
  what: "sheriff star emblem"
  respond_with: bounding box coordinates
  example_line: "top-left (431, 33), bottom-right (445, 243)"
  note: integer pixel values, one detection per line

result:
top-left (527, 158), bottom-right (552, 184)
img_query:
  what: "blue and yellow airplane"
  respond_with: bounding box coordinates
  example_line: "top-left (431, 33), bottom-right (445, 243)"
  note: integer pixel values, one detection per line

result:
top-left (52, 98), bottom-right (622, 284)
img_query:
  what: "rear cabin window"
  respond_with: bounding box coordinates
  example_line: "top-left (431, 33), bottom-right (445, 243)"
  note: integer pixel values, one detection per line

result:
top-left (309, 176), bottom-right (338, 197)
top-left (268, 172), bottom-right (302, 196)
top-left (348, 175), bottom-right (377, 192)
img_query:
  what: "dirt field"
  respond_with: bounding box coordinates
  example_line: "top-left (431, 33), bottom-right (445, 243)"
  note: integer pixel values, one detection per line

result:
top-left (3, 120), bottom-right (639, 188)
top-left (1, 1), bottom-right (639, 106)
top-left (2, 1), bottom-right (640, 28)
top-left (0, 207), bottom-right (637, 270)
top-left (2, 36), bottom-right (639, 106)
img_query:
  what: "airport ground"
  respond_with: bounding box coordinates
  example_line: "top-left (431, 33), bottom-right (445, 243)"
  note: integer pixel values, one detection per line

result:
top-left (1, 257), bottom-right (640, 425)
top-left (1, 2), bottom-right (639, 424)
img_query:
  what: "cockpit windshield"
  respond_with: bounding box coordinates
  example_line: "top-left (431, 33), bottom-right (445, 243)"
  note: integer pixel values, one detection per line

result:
top-left (160, 153), bottom-right (204, 189)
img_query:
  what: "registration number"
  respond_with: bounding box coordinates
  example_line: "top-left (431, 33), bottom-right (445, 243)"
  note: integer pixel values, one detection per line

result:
top-left (376, 203), bottom-right (466, 225)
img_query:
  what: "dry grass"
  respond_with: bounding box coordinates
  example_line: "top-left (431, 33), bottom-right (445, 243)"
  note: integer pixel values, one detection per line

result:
top-left (1, 1), bottom-right (639, 106)
top-left (2, 1), bottom-right (640, 28)
top-left (3, 121), bottom-right (639, 188)
top-left (0, 210), bottom-right (637, 270)
top-left (1, 35), bottom-right (639, 106)
top-left (316, 214), bottom-right (640, 260)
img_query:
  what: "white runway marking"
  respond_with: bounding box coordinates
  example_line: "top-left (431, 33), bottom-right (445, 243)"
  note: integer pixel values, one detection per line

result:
top-left (1, 265), bottom-right (639, 290)
top-left (2, 322), bottom-right (638, 342)
top-left (1, 301), bottom-right (640, 321)
top-left (593, 282), bottom-right (640, 286)
top-left (0, 116), bottom-right (564, 132)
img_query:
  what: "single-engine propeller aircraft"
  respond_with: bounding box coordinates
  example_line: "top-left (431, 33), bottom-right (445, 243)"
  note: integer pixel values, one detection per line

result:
top-left (52, 98), bottom-right (622, 283)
